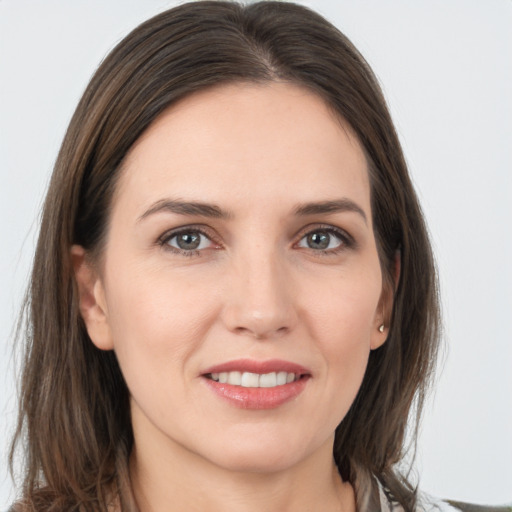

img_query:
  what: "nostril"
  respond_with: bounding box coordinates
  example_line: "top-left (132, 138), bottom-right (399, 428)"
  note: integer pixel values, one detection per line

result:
top-left (233, 325), bottom-right (289, 339)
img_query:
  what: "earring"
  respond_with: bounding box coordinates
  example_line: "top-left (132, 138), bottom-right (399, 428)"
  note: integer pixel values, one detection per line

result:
top-left (378, 324), bottom-right (385, 333)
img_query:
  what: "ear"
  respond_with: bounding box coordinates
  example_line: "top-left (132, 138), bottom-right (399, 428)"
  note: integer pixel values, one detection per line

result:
top-left (71, 245), bottom-right (114, 351)
top-left (370, 250), bottom-right (401, 350)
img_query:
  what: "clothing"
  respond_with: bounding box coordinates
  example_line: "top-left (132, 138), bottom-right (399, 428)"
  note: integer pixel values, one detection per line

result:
top-left (362, 474), bottom-right (511, 512)
top-left (6, 480), bottom-right (511, 511)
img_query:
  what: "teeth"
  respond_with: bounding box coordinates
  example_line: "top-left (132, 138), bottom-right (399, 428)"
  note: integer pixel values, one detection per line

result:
top-left (259, 372), bottom-right (277, 388)
top-left (276, 371), bottom-right (287, 385)
top-left (241, 371), bottom-right (259, 387)
top-left (227, 371), bottom-right (241, 385)
top-left (209, 371), bottom-right (299, 388)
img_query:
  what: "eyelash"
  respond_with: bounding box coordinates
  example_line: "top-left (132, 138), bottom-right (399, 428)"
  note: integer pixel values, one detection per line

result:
top-left (158, 226), bottom-right (219, 257)
top-left (295, 224), bottom-right (355, 256)
top-left (157, 224), bottom-right (355, 257)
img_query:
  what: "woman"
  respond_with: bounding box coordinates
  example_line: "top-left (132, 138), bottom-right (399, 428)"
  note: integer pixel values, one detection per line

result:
top-left (7, 2), bottom-right (502, 511)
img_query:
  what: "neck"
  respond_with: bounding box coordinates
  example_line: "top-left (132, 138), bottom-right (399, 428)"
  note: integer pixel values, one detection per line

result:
top-left (129, 431), bottom-right (355, 512)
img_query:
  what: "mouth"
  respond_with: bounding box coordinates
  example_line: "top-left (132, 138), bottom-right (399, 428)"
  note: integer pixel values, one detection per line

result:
top-left (201, 359), bottom-right (310, 409)
top-left (206, 371), bottom-right (302, 388)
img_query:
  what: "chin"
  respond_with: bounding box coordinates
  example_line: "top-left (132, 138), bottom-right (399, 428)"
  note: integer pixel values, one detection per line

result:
top-left (212, 451), bottom-right (302, 474)
top-left (199, 431), bottom-right (326, 475)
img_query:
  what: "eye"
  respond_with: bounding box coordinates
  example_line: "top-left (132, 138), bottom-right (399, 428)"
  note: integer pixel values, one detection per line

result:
top-left (161, 228), bottom-right (216, 254)
top-left (297, 228), bottom-right (349, 252)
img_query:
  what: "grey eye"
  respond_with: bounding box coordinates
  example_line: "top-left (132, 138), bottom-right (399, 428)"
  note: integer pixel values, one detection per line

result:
top-left (168, 231), bottom-right (212, 251)
top-left (298, 230), bottom-right (343, 251)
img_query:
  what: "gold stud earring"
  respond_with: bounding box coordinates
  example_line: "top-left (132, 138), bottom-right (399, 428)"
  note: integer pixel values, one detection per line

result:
top-left (378, 324), bottom-right (385, 333)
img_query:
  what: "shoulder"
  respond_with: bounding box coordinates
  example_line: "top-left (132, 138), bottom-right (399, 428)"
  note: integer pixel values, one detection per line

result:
top-left (375, 478), bottom-right (511, 512)
top-left (410, 491), bottom-right (511, 512)
top-left (442, 500), bottom-right (512, 512)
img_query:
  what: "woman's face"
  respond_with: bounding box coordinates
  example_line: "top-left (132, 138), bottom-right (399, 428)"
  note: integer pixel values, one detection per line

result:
top-left (78, 82), bottom-right (388, 473)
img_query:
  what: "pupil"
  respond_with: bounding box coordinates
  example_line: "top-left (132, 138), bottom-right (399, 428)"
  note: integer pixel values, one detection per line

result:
top-left (177, 232), bottom-right (200, 250)
top-left (308, 232), bottom-right (329, 250)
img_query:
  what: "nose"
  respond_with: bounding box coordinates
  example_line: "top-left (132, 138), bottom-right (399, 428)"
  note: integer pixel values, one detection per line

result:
top-left (221, 251), bottom-right (298, 340)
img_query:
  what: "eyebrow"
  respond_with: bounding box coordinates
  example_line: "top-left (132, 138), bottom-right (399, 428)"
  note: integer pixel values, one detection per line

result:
top-left (138, 199), bottom-right (232, 222)
top-left (138, 197), bottom-right (367, 224)
top-left (294, 199), bottom-right (367, 224)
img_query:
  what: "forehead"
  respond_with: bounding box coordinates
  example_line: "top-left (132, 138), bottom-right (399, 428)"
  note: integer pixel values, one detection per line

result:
top-left (115, 82), bottom-right (370, 218)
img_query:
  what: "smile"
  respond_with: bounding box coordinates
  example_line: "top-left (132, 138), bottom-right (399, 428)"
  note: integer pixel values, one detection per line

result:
top-left (201, 360), bottom-right (310, 409)
top-left (207, 371), bottom-right (299, 388)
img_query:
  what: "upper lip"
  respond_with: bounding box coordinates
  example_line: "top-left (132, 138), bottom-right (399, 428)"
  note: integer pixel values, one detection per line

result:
top-left (201, 359), bottom-right (310, 376)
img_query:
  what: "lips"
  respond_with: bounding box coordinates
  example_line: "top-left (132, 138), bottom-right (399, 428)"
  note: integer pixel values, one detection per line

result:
top-left (201, 359), bottom-right (310, 409)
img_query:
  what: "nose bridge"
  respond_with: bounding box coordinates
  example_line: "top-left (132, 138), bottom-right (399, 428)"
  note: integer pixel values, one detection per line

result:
top-left (222, 243), bottom-right (296, 339)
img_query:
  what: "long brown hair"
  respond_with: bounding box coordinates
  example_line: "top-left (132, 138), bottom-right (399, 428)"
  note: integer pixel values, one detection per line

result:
top-left (10, 2), bottom-right (440, 511)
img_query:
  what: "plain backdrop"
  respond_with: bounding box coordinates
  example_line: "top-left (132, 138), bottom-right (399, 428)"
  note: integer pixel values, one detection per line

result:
top-left (1, 0), bottom-right (511, 507)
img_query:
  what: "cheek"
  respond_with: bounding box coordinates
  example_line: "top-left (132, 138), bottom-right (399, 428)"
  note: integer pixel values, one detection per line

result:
top-left (102, 261), bottom-right (220, 379)
top-left (301, 267), bottom-right (382, 345)
top-left (298, 267), bottom-right (381, 400)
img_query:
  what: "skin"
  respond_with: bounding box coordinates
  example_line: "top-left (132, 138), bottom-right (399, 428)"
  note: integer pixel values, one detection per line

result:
top-left (73, 82), bottom-right (390, 512)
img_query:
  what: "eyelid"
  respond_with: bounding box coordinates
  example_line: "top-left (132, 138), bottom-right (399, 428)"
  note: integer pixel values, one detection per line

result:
top-left (293, 223), bottom-right (356, 252)
top-left (156, 222), bottom-right (356, 256)
top-left (157, 224), bottom-right (222, 254)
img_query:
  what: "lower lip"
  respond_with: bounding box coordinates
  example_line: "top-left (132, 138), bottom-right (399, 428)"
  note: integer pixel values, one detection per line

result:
top-left (203, 377), bottom-right (309, 410)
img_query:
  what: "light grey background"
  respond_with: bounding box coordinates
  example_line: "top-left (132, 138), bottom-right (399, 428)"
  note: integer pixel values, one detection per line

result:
top-left (1, 0), bottom-right (511, 507)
